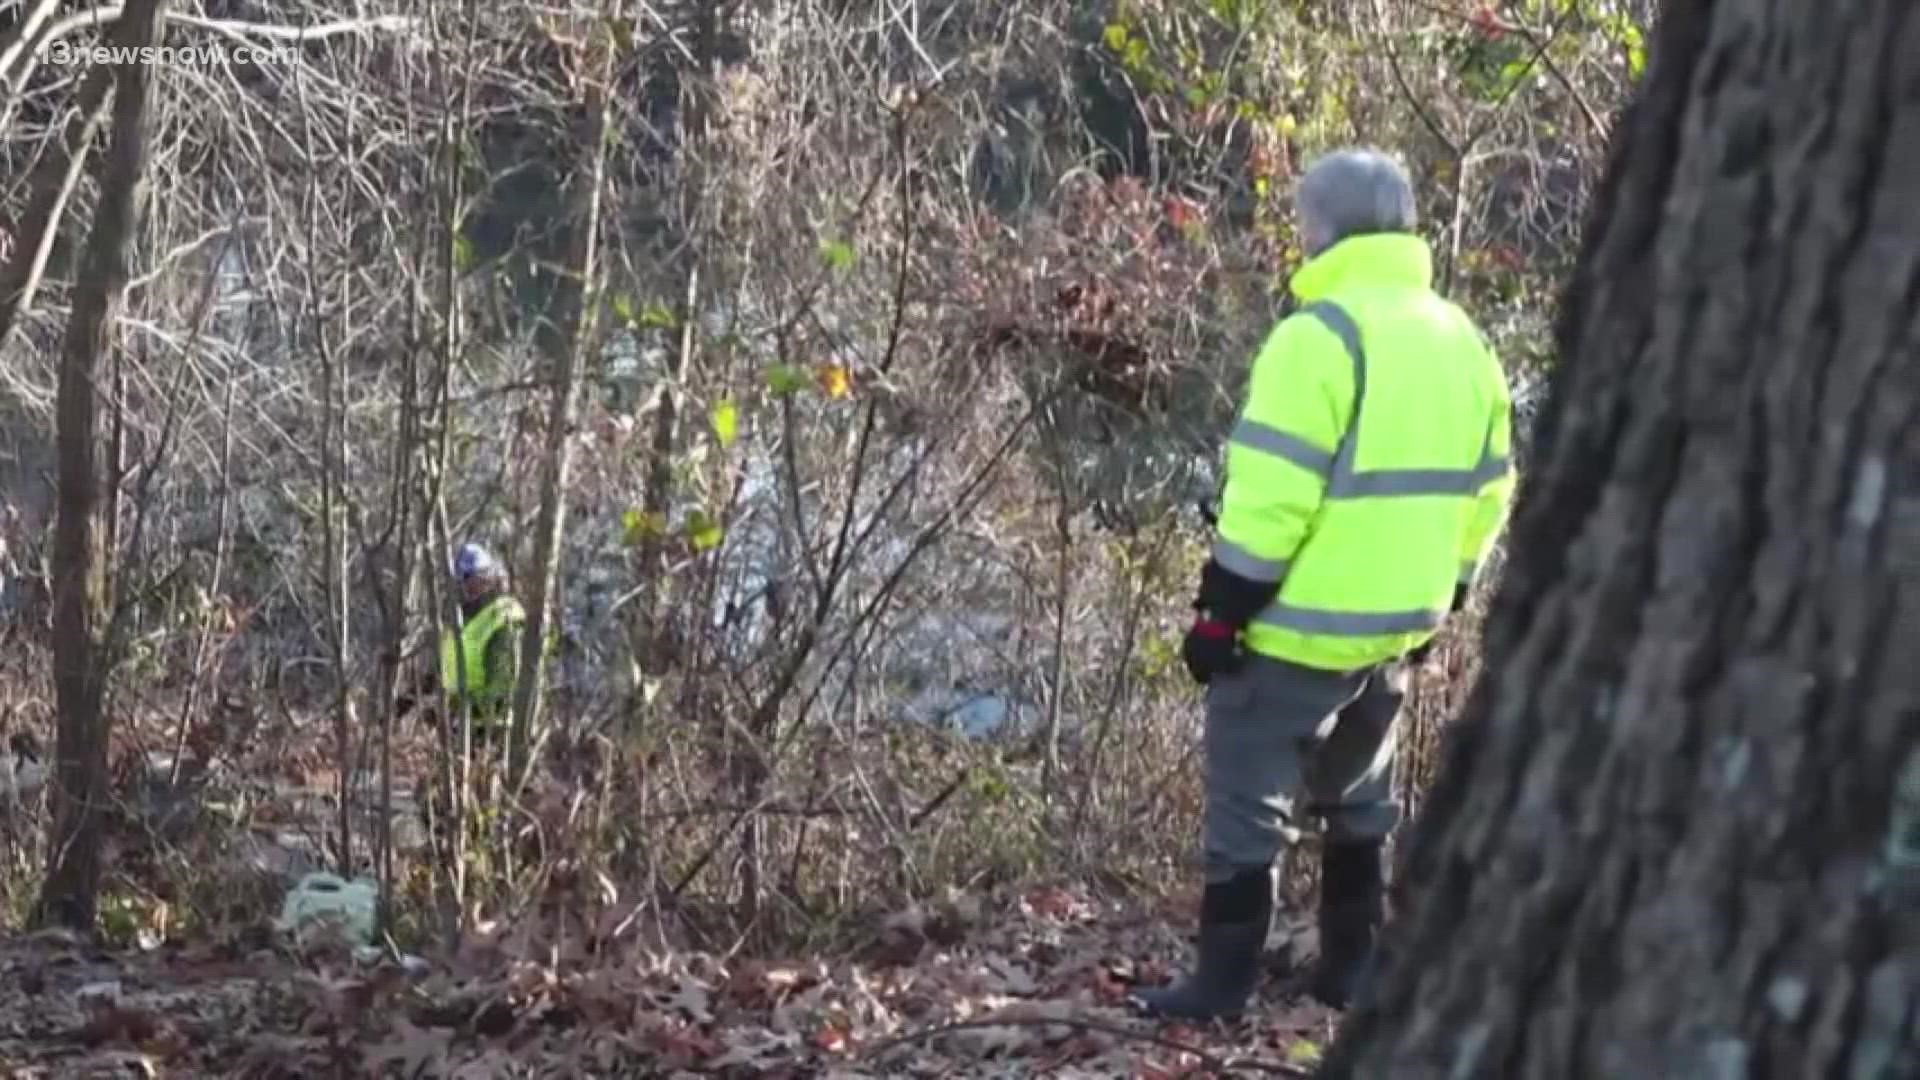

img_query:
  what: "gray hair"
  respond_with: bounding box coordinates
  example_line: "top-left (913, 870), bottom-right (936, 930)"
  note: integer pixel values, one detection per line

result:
top-left (1295, 148), bottom-right (1418, 256)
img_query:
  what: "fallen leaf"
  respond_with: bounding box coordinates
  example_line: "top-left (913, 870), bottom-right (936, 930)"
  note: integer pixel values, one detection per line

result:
top-left (647, 1018), bottom-right (724, 1066)
top-left (816, 363), bottom-right (852, 399)
top-left (812, 1023), bottom-right (849, 1053)
top-left (363, 1018), bottom-right (451, 1075)
top-left (1023, 886), bottom-right (1082, 921)
top-left (1089, 968), bottom-right (1130, 1005)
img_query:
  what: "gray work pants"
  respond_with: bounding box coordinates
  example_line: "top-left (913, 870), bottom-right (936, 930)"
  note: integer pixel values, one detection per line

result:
top-left (1201, 652), bottom-right (1405, 882)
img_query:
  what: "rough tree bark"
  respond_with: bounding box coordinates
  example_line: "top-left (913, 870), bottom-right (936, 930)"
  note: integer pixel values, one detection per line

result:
top-left (34, 0), bottom-right (167, 931)
top-left (507, 11), bottom-right (617, 790)
top-left (632, 1), bottom-right (724, 680)
top-left (1323, 1), bottom-right (1920, 1074)
top-left (0, 63), bottom-right (114, 349)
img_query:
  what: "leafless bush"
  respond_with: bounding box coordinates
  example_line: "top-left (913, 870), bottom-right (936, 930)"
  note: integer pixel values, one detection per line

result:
top-left (0, 0), bottom-right (1636, 948)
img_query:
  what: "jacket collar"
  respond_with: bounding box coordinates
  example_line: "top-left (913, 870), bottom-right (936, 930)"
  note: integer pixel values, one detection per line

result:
top-left (461, 589), bottom-right (502, 621)
top-left (1289, 232), bottom-right (1434, 303)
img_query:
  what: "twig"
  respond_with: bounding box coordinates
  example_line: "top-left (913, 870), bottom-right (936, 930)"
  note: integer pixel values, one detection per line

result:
top-left (1372, 0), bottom-right (1458, 159)
top-left (1495, 22), bottom-right (1608, 138)
top-left (0, 61), bottom-right (114, 350)
top-left (1402, 0), bottom-right (1610, 138)
top-left (904, 767), bottom-right (970, 830)
top-left (858, 1014), bottom-right (1313, 1076)
top-left (166, 12), bottom-right (420, 42)
top-left (32, 7), bottom-right (419, 55)
top-left (126, 220), bottom-right (262, 292)
top-left (0, 0), bottom-right (62, 89)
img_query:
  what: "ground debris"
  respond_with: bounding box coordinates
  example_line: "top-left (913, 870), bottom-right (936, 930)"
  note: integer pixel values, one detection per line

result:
top-left (0, 882), bottom-right (1337, 1077)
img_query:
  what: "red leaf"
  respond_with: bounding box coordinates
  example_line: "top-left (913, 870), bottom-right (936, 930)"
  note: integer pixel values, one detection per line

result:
top-left (813, 1024), bottom-right (850, 1054)
top-left (1091, 968), bottom-right (1131, 1005)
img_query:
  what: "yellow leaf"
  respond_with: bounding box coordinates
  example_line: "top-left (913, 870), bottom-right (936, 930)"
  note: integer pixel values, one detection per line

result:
top-left (816, 364), bottom-right (851, 399)
top-left (621, 508), bottom-right (668, 544)
top-left (711, 398), bottom-right (739, 447)
top-left (686, 511), bottom-right (724, 552)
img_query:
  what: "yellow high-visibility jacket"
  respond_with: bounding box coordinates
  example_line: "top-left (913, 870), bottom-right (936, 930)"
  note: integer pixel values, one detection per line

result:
top-left (439, 594), bottom-right (526, 723)
top-left (1212, 232), bottom-right (1515, 672)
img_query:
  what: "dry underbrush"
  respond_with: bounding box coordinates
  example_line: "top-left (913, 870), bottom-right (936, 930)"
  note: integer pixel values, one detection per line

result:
top-left (0, 608), bottom-right (1496, 1077)
top-left (0, 587), bottom-right (1489, 961)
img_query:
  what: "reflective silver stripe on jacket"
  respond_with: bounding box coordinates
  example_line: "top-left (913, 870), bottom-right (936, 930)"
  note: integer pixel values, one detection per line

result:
top-left (1240, 301), bottom-right (1493, 637)
top-left (1301, 302), bottom-right (1507, 498)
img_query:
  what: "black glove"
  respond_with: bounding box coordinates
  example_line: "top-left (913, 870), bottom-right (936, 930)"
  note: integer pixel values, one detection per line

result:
top-left (1181, 616), bottom-right (1246, 685)
top-left (1195, 557), bottom-right (1281, 628)
top-left (1180, 552), bottom-right (1277, 685)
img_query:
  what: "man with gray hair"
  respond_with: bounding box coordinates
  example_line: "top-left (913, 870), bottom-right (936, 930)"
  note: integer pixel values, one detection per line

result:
top-left (1131, 148), bottom-right (1516, 1018)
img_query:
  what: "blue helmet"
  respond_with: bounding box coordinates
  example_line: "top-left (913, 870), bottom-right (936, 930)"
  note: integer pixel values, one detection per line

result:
top-left (453, 542), bottom-right (500, 582)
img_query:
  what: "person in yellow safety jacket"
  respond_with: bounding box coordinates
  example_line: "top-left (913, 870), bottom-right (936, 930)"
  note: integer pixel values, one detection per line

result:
top-left (1131, 148), bottom-right (1517, 1022)
top-left (437, 542), bottom-right (526, 748)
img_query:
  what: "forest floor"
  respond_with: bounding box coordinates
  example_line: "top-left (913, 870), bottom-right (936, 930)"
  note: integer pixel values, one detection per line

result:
top-left (0, 879), bottom-right (1337, 1078)
top-left (0, 703), bottom-right (1340, 1077)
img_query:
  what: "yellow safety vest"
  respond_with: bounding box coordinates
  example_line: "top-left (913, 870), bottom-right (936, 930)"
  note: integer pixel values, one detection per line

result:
top-left (439, 595), bottom-right (526, 721)
top-left (1213, 232), bottom-right (1516, 672)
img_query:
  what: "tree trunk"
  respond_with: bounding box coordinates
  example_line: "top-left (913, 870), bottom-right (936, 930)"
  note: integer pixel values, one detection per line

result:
top-left (0, 62), bottom-right (114, 350)
top-left (633, 2), bottom-right (722, 679)
top-left (34, 0), bottom-right (167, 932)
top-left (1323, 1), bottom-right (1920, 1074)
top-left (507, 12), bottom-right (618, 790)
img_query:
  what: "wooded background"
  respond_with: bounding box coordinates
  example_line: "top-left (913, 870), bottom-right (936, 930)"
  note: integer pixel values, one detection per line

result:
top-left (0, 1), bottom-right (1695, 1074)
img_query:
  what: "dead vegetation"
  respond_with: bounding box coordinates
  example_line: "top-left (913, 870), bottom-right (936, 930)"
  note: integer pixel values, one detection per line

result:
top-left (0, 0), bottom-right (1627, 1071)
top-left (0, 882), bottom-right (1342, 1078)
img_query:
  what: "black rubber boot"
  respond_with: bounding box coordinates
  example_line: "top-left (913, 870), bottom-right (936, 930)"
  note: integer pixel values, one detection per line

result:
top-left (1131, 868), bottom-right (1273, 1021)
top-left (1309, 839), bottom-right (1384, 1009)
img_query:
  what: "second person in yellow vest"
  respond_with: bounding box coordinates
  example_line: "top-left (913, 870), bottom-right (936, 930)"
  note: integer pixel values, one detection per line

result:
top-left (439, 541), bottom-right (527, 748)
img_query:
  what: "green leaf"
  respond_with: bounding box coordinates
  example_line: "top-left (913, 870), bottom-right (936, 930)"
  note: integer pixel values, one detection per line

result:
top-left (1101, 22), bottom-right (1129, 53)
top-left (819, 237), bottom-right (856, 271)
top-left (610, 294), bottom-right (636, 326)
top-left (968, 769), bottom-right (1010, 801)
top-left (621, 508), bottom-right (667, 545)
top-left (685, 510), bottom-right (724, 552)
top-left (452, 233), bottom-right (475, 272)
top-left (637, 302), bottom-right (678, 329)
top-left (603, 13), bottom-right (638, 52)
top-left (765, 363), bottom-right (809, 396)
top-left (1287, 1040), bottom-right (1323, 1066)
top-left (1498, 57), bottom-right (1533, 93)
top-left (710, 398), bottom-right (739, 448)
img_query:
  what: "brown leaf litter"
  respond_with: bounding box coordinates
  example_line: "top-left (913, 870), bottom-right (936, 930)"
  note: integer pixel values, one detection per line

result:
top-left (0, 884), bottom-right (1338, 1077)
